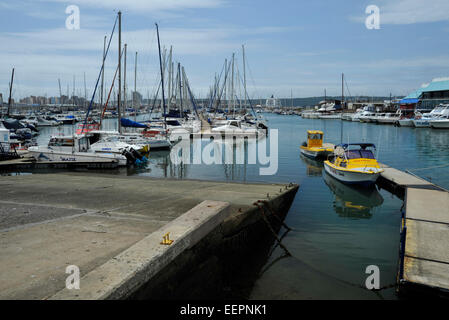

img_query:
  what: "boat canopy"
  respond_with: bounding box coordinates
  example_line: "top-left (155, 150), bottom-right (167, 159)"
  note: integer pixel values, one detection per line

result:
top-left (120, 118), bottom-right (148, 128)
top-left (336, 143), bottom-right (376, 150)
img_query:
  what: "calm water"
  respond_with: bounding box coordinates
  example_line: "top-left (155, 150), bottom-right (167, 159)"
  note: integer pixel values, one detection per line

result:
top-left (34, 113), bottom-right (449, 299)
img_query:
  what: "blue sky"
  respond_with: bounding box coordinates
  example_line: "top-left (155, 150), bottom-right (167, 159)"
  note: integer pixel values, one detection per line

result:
top-left (1, 0), bottom-right (449, 100)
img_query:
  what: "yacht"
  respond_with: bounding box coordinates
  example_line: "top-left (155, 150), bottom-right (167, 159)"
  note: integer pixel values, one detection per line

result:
top-left (359, 111), bottom-right (377, 123)
top-left (376, 112), bottom-right (400, 125)
top-left (429, 105), bottom-right (449, 129)
top-left (211, 120), bottom-right (264, 137)
top-left (28, 135), bottom-right (128, 166)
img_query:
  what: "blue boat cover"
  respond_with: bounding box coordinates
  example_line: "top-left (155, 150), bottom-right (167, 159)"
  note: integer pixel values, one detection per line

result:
top-left (120, 118), bottom-right (148, 128)
top-left (400, 98), bottom-right (419, 104)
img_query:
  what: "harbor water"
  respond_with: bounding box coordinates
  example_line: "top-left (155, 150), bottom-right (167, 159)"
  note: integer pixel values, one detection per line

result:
top-left (32, 114), bottom-right (449, 299)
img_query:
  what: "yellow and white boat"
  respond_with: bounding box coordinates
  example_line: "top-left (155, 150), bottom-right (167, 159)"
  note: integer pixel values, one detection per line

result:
top-left (300, 130), bottom-right (334, 159)
top-left (323, 143), bottom-right (384, 187)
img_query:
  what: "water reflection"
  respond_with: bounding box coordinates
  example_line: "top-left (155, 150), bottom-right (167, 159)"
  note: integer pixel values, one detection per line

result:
top-left (323, 172), bottom-right (384, 219)
top-left (300, 154), bottom-right (324, 177)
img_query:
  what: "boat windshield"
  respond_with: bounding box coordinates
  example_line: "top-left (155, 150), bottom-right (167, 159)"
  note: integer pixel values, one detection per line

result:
top-left (308, 133), bottom-right (323, 140)
top-left (49, 138), bottom-right (74, 147)
top-left (345, 149), bottom-right (375, 159)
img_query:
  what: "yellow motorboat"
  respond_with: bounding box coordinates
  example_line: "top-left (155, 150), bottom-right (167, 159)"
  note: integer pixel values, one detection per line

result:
top-left (300, 130), bottom-right (334, 159)
top-left (323, 143), bottom-right (384, 187)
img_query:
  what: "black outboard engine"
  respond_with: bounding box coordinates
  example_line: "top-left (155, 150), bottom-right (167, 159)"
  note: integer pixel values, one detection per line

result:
top-left (130, 148), bottom-right (144, 161)
top-left (122, 149), bottom-right (136, 166)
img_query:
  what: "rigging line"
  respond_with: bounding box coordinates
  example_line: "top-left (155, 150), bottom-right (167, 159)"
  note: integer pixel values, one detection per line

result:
top-left (82, 14), bottom-right (118, 132)
top-left (100, 47), bottom-right (125, 126)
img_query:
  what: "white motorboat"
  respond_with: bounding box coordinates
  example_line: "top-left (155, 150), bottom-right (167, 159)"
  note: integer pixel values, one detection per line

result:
top-left (397, 117), bottom-right (415, 127)
top-left (413, 112), bottom-right (431, 128)
top-left (319, 113), bottom-right (342, 119)
top-left (429, 106), bottom-right (449, 129)
top-left (376, 112), bottom-right (400, 125)
top-left (359, 111), bottom-right (377, 123)
top-left (90, 130), bottom-right (170, 151)
top-left (211, 120), bottom-right (264, 137)
top-left (28, 135), bottom-right (128, 166)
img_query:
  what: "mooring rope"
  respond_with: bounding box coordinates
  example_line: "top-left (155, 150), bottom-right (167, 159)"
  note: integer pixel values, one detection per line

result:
top-left (254, 201), bottom-right (397, 297)
top-left (253, 202), bottom-right (292, 256)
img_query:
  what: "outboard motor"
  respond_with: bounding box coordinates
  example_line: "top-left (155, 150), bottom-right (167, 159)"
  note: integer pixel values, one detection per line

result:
top-left (130, 148), bottom-right (143, 161)
top-left (122, 149), bottom-right (136, 166)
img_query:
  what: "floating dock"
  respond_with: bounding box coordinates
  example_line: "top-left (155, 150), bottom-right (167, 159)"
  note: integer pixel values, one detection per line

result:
top-left (0, 173), bottom-right (298, 299)
top-left (378, 164), bottom-right (449, 297)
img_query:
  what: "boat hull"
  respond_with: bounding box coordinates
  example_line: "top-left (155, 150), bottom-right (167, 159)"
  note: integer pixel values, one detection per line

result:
top-left (430, 120), bottom-right (449, 129)
top-left (28, 148), bottom-right (127, 166)
top-left (300, 147), bottom-right (332, 159)
top-left (413, 119), bottom-right (430, 128)
top-left (398, 119), bottom-right (414, 127)
top-left (323, 161), bottom-right (381, 187)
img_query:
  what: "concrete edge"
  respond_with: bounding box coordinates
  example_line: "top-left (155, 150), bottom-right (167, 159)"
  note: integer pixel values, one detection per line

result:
top-left (49, 200), bottom-right (230, 300)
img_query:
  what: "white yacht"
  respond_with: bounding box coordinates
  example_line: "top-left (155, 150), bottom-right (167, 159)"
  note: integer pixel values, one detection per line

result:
top-left (377, 112), bottom-right (400, 125)
top-left (211, 120), bottom-right (264, 137)
top-left (359, 111), bottom-right (377, 123)
top-left (28, 135), bottom-right (128, 166)
top-left (429, 105), bottom-right (449, 129)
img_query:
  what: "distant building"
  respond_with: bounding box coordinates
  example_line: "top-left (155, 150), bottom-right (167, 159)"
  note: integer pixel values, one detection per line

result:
top-left (266, 95), bottom-right (280, 108)
top-left (402, 78), bottom-right (449, 110)
top-left (132, 91), bottom-right (142, 106)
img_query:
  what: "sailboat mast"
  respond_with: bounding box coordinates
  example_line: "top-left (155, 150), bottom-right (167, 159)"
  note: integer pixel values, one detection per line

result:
top-left (168, 46), bottom-right (172, 111)
top-left (124, 43), bottom-right (127, 112)
top-left (84, 72), bottom-right (87, 109)
top-left (58, 78), bottom-right (62, 105)
top-left (342, 73), bottom-right (344, 106)
top-left (117, 11), bottom-right (122, 133)
top-left (178, 62), bottom-right (183, 115)
top-left (134, 51), bottom-right (137, 122)
top-left (231, 53), bottom-right (235, 117)
top-left (242, 45), bottom-right (247, 109)
top-left (100, 35), bottom-right (106, 108)
top-left (7, 68), bottom-right (15, 117)
top-left (155, 23), bottom-right (167, 130)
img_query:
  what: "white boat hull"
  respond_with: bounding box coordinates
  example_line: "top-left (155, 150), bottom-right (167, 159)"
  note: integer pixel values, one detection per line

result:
top-left (413, 119), bottom-right (430, 128)
top-left (324, 162), bottom-right (381, 187)
top-left (430, 120), bottom-right (449, 129)
top-left (28, 148), bottom-right (127, 166)
top-left (398, 119), bottom-right (414, 127)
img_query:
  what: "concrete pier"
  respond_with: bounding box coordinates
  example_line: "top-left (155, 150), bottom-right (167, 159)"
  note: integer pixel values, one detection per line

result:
top-left (377, 164), bottom-right (449, 296)
top-left (0, 173), bottom-right (298, 299)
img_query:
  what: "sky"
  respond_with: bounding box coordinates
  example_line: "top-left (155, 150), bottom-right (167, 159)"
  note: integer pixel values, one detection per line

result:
top-left (1, 0), bottom-right (449, 101)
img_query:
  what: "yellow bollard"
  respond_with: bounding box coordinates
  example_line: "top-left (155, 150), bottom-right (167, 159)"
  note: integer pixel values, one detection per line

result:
top-left (160, 232), bottom-right (174, 245)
